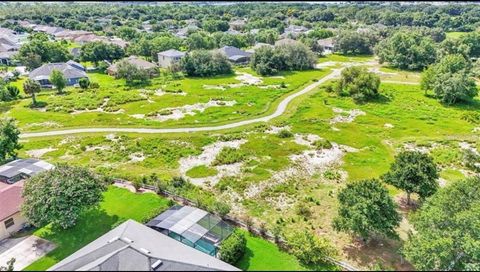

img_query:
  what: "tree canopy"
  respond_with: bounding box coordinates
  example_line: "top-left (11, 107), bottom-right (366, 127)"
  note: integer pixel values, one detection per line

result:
top-left (180, 50), bottom-right (232, 77)
top-left (382, 151), bottom-right (439, 204)
top-left (335, 66), bottom-right (381, 103)
top-left (0, 118), bottom-right (21, 163)
top-left (403, 177), bottom-right (480, 271)
top-left (21, 164), bottom-right (107, 229)
top-left (333, 179), bottom-right (401, 242)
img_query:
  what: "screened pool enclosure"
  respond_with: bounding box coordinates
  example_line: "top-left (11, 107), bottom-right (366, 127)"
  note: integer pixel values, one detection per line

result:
top-left (147, 205), bottom-right (234, 256)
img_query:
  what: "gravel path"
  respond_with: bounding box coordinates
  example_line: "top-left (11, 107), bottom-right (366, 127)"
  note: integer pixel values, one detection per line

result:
top-left (21, 69), bottom-right (341, 138)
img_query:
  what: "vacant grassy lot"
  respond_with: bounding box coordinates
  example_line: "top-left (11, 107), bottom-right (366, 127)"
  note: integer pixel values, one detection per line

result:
top-left (24, 186), bottom-right (172, 271)
top-left (4, 67), bottom-right (330, 131)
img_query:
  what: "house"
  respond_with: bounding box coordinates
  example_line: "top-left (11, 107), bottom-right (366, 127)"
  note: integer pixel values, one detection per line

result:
top-left (106, 37), bottom-right (129, 49)
top-left (0, 51), bottom-right (17, 66)
top-left (147, 205), bottom-right (234, 257)
top-left (49, 219), bottom-right (239, 271)
top-left (73, 34), bottom-right (103, 45)
top-left (157, 49), bottom-right (185, 68)
top-left (29, 62), bottom-right (88, 88)
top-left (174, 25), bottom-right (199, 39)
top-left (229, 19), bottom-right (246, 31)
top-left (246, 42), bottom-right (273, 54)
top-left (0, 158), bottom-right (54, 241)
top-left (0, 181), bottom-right (25, 241)
top-left (71, 47), bottom-right (81, 59)
top-left (107, 55), bottom-right (157, 76)
top-left (317, 37), bottom-right (335, 54)
top-left (281, 25), bottom-right (309, 39)
top-left (274, 38), bottom-right (298, 46)
top-left (217, 46), bottom-right (252, 64)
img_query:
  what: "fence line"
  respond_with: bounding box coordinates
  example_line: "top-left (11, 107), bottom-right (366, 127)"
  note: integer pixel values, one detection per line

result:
top-left (113, 178), bottom-right (358, 271)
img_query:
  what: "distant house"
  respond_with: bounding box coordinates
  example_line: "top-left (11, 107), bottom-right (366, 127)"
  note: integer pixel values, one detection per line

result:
top-left (70, 47), bottom-right (81, 59)
top-left (274, 38), bottom-right (298, 47)
top-left (55, 30), bottom-right (93, 41)
top-left (229, 19), bottom-right (246, 31)
top-left (0, 158), bottom-right (54, 241)
top-left (33, 25), bottom-right (65, 36)
top-left (317, 37), bottom-right (335, 54)
top-left (29, 62), bottom-right (88, 88)
top-left (49, 219), bottom-right (239, 271)
top-left (175, 25), bottom-right (199, 39)
top-left (0, 51), bottom-right (17, 66)
top-left (157, 49), bottom-right (185, 68)
top-left (281, 25), bottom-right (309, 38)
top-left (217, 46), bottom-right (252, 64)
top-left (246, 42), bottom-right (273, 54)
top-left (147, 205), bottom-right (234, 257)
top-left (73, 34), bottom-right (103, 45)
top-left (107, 55), bottom-right (157, 76)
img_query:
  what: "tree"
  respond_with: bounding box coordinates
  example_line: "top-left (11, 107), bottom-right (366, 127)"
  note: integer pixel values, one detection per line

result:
top-left (219, 230), bottom-right (246, 265)
top-left (0, 118), bottom-right (21, 163)
top-left (202, 19), bottom-right (229, 33)
top-left (21, 164), bottom-right (107, 229)
top-left (0, 258), bottom-right (15, 271)
top-left (334, 30), bottom-right (376, 55)
top-left (23, 79), bottom-right (41, 106)
top-left (250, 42), bottom-right (316, 76)
top-left (333, 179), bottom-right (401, 242)
top-left (6, 86), bottom-right (19, 100)
top-left (115, 61), bottom-right (150, 85)
top-left (421, 54), bottom-right (478, 104)
top-left (375, 30), bottom-right (437, 70)
top-left (50, 69), bottom-right (67, 94)
top-left (17, 33), bottom-right (71, 70)
top-left (80, 41), bottom-right (125, 65)
top-left (335, 66), bottom-right (380, 102)
top-left (459, 31), bottom-right (480, 58)
top-left (403, 177), bottom-right (480, 271)
top-left (78, 78), bottom-right (90, 90)
top-left (180, 50), bottom-right (232, 77)
top-left (382, 151), bottom-right (439, 205)
top-left (285, 230), bottom-right (337, 265)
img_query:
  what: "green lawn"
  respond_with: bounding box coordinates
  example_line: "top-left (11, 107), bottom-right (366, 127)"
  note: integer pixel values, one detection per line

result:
top-left (318, 54), bottom-right (374, 63)
top-left (186, 165), bottom-right (218, 178)
top-left (24, 186), bottom-right (172, 271)
top-left (445, 31), bottom-right (469, 39)
top-left (237, 230), bottom-right (338, 271)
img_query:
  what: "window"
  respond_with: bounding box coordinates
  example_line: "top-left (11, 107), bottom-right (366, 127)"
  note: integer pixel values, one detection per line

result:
top-left (4, 218), bottom-right (14, 229)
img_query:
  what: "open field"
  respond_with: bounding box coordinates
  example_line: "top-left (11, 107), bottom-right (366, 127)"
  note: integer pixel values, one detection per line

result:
top-left (15, 57), bottom-right (480, 270)
top-left (3, 68), bottom-right (330, 131)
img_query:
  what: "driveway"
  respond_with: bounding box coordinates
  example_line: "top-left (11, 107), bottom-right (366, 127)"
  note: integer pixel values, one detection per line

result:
top-left (0, 236), bottom-right (56, 270)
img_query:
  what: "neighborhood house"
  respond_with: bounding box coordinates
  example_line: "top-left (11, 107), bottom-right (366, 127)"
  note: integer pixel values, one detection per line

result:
top-left (0, 159), bottom-right (54, 240)
top-left (217, 46), bottom-right (252, 64)
top-left (107, 55), bottom-right (158, 76)
top-left (157, 49), bottom-right (185, 68)
top-left (48, 219), bottom-right (239, 271)
top-left (29, 61), bottom-right (88, 88)
top-left (147, 205), bottom-right (234, 257)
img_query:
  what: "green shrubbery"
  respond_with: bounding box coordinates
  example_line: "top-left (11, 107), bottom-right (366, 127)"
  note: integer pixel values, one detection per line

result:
top-left (335, 66), bottom-right (380, 103)
top-left (285, 230), bottom-right (337, 265)
top-left (213, 147), bottom-right (246, 165)
top-left (219, 230), bottom-right (247, 265)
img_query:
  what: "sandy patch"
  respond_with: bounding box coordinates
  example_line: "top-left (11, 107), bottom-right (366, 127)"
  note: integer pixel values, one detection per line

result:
top-left (71, 98), bottom-right (124, 115)
top-left (105, 134), bottom-right (120, 142)
top-left (203, 85), bottom-right (226, 90)
top-left (265, 193), bottom-right (295, 211)
top-left (402, 142), bottom-right (442, 154)
top-left (86, 145), bottom-right (110, 152)
top-left (129, 152), bottom-right (145, 163)
top-left (293, 133), bottom-right (322, 147)
top-left (330, 107), bottom-right (366, 124)
top-left (384, 123), bottom-right (394, 129)
top-left (265, 125), bottom-right (291, 134)
top-left (459, 141), bottom-right (479, 155)
top-left (26, 147), bottom-right (57, 158)
top-left (134, 100), bottom-right (237, 122)
top-left (24, 121), bottom-right (62, 129)
top-left (270, 76), bottom-right (285, 79)
top-left (179, 139), bottom-right (247, 186)
top-left (235, 72), bottom-right (263, 85)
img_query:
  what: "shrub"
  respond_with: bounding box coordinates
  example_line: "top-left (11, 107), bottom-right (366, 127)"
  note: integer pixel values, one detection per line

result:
top-left (335, 66), bottom-right (380, 103)
top-left (89, 82), bottom-right (100, 89)
top-left (219, 230), bottom-right (247, 265)
top-left (213, 147), bottom-right (246, 165)
top-left (277, 129), bottom-right (293, 138)
top-left (286, 230), bottom-right (337, 265)
top-left (79, 77), bottom-right (90, 90)
top-left (463, 149), bottom-right (480, 172)
top-left (180, 49), bottom-right (232, 77)
top-left (313, 139), bottom-right (333, 149)
top-left (213, 201), bottom-right (231, 217)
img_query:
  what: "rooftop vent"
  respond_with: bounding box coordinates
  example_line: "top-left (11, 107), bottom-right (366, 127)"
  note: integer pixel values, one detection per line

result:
top-left (121, 237), bottom-right (133, 243)
top-left (151, 260), bottom-right (163, 270)
top-left (107, 236), bottom-right (119, 244)
top-left (139, 248), bottom-right (151, 255)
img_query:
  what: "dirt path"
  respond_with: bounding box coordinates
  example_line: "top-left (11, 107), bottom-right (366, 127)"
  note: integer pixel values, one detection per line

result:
top-left (20, 69), bottom-right (342, 138)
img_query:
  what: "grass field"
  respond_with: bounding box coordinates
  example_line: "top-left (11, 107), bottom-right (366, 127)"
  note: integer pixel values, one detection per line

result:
top-left (24, 186), bottom-right (172, 271)
top-left (16, 58), bottom-right (480, 270)
top-left (318, 54), bottom-right (374, 63)
top-left (237, 230), bottom-right (339, 271)
top-left (3, 67), bottom-right (330, 131)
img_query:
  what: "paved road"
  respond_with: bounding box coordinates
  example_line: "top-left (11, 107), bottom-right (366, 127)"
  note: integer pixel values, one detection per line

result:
top-left (0, 236), bottom-right (56, 270)
top-left (21, 69), bottom-right (342, 138)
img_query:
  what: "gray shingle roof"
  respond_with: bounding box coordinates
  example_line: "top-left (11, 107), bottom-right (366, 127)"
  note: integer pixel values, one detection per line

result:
top-left (29, 62), bottom-right (88, 81)
top-left (0, 159), bottom-right (54, 181)
top-left (48, 219), bottom-right (240, 271)
top-left (158, 49), bottom-right (185, 58)
top-left (108, 56), bottom-right (157, 73)
top-left (218, 46), bottom-right (252, 60)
